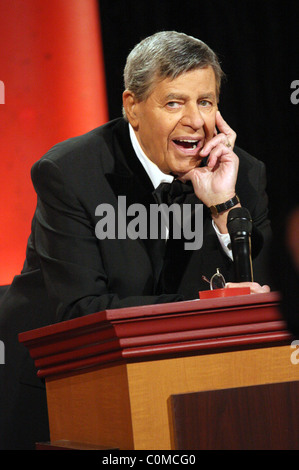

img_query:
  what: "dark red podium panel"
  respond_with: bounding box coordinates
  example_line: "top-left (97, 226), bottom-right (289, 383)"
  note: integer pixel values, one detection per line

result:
top-left (169, 380), bottom-right (299, 450)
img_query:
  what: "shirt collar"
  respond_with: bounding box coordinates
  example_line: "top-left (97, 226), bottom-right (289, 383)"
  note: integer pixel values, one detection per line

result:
top-left (129, 124), bottom-right (174, 189)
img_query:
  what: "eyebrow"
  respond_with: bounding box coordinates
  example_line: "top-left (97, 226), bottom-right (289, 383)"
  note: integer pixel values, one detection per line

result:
top-left (165, 92), bottom-right (217, 101)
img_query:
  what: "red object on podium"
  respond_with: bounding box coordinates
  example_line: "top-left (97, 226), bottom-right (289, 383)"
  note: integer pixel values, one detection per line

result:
top-left (199, 286), bottom-right (251, 299)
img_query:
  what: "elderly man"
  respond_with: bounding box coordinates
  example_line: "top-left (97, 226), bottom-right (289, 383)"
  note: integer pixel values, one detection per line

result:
top-left (0, 31), bottom-right (272, 449)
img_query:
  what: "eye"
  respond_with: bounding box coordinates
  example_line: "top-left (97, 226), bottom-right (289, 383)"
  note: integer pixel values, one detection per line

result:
top-left (166, 101), bottom-right (181, 109)
top-left (199, 100), bottom-right (212, 107)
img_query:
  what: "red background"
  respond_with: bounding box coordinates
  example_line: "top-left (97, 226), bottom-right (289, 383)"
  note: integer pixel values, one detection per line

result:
top-left (0, 0), bottom-right (108, 284)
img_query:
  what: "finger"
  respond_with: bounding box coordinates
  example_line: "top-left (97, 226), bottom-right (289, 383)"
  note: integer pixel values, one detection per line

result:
top-left (216, 111), bottom-right (236, 138)
top-left (216, 111), bottom-right (237, 147)
top-left (261, 285), bottom-right (271, 292)
top-left (216, 111), bottom-right (231, 134)
top-left (226, 282), bottom-right (271, 294)
top-left (200, 134), bottom-right (233, 157)
top-left (177, 168), bottom-right (195, 183)
top-left (206, 143), bottom-right (232, 168)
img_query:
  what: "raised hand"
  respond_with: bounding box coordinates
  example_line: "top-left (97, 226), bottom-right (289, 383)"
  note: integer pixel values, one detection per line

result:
top-left (179, 111), bottom-right (239, 210)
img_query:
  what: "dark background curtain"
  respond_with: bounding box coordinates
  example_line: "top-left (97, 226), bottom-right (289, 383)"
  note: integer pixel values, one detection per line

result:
top-left (98, 0), bottom-right (299, 225)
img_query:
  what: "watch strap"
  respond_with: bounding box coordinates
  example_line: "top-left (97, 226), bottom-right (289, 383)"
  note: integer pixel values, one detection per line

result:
top-left (209, 194), bottom-right (240, 215)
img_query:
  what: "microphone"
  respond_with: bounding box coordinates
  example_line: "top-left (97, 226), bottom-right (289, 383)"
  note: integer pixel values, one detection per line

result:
top-left (227, 207), bottom-right (254, 282)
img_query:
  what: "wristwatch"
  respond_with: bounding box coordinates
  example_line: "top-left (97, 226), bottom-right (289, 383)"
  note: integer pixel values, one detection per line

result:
top-left (209, 194), bottom-right (240, 215)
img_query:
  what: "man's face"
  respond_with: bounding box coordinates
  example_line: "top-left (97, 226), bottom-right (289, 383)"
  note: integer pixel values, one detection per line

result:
top-left (125, 66), bottom-right (218, 175)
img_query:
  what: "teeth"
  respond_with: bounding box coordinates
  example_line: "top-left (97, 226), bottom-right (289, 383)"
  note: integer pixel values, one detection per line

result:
top-left (175, 139), bottom-right (198, 150)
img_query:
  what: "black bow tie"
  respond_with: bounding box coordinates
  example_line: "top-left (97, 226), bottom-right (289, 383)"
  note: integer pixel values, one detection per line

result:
top-left (152, 179), bottom-right (194, 206)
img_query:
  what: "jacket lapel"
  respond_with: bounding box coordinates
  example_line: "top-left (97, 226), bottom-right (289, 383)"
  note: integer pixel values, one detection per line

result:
top-left (105, 120), bottom-right (165, 285)
top-left (105, 118), bottom-right (154, 206)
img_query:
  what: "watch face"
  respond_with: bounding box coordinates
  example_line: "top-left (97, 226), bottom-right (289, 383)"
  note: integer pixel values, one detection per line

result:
top-left (210, 205), bottom-right (218, 215)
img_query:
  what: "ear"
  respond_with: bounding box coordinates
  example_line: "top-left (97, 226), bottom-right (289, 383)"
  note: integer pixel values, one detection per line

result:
top-left (122, 90), bottom-right (139, 128)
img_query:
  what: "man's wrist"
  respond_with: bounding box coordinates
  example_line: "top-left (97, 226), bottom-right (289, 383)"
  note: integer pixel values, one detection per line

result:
top-left (211, 197), bottom-right (242, 234)
top-left (209, 194), bottom-right (240, 216)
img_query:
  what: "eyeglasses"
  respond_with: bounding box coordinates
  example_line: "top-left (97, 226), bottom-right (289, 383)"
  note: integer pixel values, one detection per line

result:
top-left (202, 268), bottom-right (226, 290)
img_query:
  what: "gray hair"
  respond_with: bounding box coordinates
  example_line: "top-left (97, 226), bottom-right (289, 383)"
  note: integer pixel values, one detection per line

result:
top-left (123, 31), bottom-right (225, 119)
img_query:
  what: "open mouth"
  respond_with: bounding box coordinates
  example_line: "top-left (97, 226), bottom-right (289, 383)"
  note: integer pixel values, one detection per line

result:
top-left (172, 139), bottom-right (201, 152)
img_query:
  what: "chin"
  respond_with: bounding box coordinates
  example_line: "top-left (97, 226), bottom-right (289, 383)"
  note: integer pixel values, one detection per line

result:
top-left (173, 162), bottom-right (201, 176)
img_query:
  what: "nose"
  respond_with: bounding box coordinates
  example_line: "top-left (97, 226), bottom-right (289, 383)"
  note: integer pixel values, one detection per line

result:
top-left (180, 103), bottom-right (205, 130)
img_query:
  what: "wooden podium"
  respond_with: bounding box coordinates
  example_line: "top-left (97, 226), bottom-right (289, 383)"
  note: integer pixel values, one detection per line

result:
top-left (19, 292), bottom-right (299, 450)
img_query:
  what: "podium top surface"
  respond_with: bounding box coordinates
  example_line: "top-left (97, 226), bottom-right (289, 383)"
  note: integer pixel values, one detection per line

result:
top-left (18, 292), bottom-right (292, 378)
top-left (20, 291), bottom-right (281, 341)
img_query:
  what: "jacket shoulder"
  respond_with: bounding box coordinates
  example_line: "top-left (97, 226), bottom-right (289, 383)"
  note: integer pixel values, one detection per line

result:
top-left (31, 118), bottom-right (127, 175)
top-left (235, 145), bottom-right (266, 186)
top-left (234, 145), bottom-right (264, 169)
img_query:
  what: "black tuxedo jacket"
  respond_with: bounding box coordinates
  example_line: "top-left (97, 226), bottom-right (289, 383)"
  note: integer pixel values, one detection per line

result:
top-left (0, 117), bottom-right (272, 448)
top-left (3, 116), bottom-right (273, 323)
